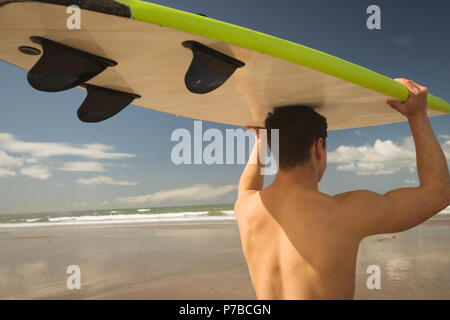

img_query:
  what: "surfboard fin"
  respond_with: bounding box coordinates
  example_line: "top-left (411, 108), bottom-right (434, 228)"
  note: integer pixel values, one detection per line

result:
top-left (182, 41), bottom-right (244, 94)
top-left (77, 84), bottom-right (140, 123)
top-left (26, 36), bottom-right (117, 92)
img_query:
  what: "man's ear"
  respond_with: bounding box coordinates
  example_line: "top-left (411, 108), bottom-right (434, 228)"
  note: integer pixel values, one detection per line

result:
top-left (315, 138), bottom-right (324, 160)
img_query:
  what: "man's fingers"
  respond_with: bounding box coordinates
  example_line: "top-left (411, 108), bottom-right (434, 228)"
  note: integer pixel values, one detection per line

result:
top-left (394, 78), bottom-right (416, 95)
top-left (246, 125), bottom-right (263, 131)
top-left (394, 78), bottom-right (421, 96)
top-left (394, 78), bottom-right (412, 89)
top-left (408, 81), bottom-right (422, 94)
top-left (413, 81), bottom-right (428, 94)
top-left (245, 126), bottom-right (262, 138)
top-left (390, 78), bottom-right (428, 115)
top-left (394, 78), bottom-right (409, 84)
top-left (405, 81), bottom-right (420, 96)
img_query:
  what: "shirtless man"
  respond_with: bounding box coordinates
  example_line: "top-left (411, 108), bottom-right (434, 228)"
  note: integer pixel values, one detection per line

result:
top-left (234, 78), bottom-right (450, 299)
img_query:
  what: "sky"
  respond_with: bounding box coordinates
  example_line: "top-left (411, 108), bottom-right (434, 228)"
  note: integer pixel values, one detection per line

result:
top-left (0, 0), bottom-right (449, 214)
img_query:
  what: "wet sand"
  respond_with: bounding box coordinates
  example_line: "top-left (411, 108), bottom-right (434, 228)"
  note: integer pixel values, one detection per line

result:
top-left (0, 218), bottom-right (449, 299)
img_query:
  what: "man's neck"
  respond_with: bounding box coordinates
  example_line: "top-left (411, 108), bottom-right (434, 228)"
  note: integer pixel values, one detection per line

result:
top-left (272, 164), bottom-right (319, 192)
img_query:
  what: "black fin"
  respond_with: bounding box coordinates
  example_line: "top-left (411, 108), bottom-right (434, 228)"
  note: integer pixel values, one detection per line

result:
top-left (27, 36), bottom-right (117, 92)
top-left (77, 84), bottom-right (140, 123)
top-left (182, 41), bottom-right (244, 94)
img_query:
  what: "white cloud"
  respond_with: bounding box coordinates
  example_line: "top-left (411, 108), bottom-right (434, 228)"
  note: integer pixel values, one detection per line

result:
top-left (335, 161), bottom-right (409, 175)
top-left (20, 165), bottom-right (52, 180)
top-left (58, 161), bottom-right (107, 172)
top-left (0, 133), bottom-right (135, 181)
top-left (354, 130), bottom-right (363, 136)
top-left (116, 184), bottom-right (237, 204)
top-left (77, 176), bottom-right (137, 186)
top-left (439, 134), bottom-right (450, 140)
top-left (329, 136), bottom-right (450, 176)
top-left (0, 168), bottom-right (17, 177)
top-left (0, 133), bottom-right (135, 159)
top-left (328, 136), bottom-right (450, 176)
top-left (404, 179), bottom-right (418, 186)
top-left (67, 202), bottom-right (88, 207)
top-left (0, 151), bottom-right (23, 168)
top-left (328, 137), bottom-right (417, 175)
top-left (24, 158), bottom-right (39, 164)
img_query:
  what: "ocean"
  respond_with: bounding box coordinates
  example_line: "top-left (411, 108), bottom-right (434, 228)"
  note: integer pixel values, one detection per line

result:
top-left (0, 204), bottom-right (236, 228)
top-left (0, 204), bottom-right (449, 228)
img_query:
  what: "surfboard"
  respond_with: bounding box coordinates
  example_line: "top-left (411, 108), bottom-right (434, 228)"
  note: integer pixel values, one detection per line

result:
top-left (0, 0), bottom-right (449, 130)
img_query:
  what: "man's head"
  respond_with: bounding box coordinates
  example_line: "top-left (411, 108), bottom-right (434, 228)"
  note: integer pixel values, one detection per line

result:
top-left (265, 106), bottom-right (328, 180)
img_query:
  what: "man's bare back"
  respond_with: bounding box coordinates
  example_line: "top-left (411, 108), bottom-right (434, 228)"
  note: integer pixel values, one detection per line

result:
top-left (236, 189), bottom-right (361, 299)
top-left (235, 79), bottom-right (450, 299)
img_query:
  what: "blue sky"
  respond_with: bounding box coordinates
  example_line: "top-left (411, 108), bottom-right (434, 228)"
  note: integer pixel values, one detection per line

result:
top-left (0, 0), bottom-right (449, 214)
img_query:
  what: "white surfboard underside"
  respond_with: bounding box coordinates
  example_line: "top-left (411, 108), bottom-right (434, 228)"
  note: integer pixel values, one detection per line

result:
top-left (0, 2), bottom-right (445, 130)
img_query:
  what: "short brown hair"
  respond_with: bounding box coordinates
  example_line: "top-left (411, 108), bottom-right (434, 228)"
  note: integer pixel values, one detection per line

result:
top-left (265, 106), bottom-right (327, 170)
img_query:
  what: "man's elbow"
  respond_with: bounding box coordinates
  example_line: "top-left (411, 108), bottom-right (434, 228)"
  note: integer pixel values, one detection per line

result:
top-left (436, 179), bottom-right (450, 208)
top-left (421, 183), bottom-right (450, 214)
top-left (441, 182), bottom-right (450, 208)
top-left (439, 171), bottom-right (450, 202)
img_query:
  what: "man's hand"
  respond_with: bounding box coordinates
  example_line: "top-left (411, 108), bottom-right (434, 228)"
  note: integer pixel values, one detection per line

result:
top-left (387, 78), bottom-right (428, 118)
top-left (245, 126), bottom-right (262, 140)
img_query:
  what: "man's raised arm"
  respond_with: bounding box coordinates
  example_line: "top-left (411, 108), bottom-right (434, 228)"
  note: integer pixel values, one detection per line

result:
top-left (237, 127), bottom-right (265, 198)
top-left (337, 78), bottom-right (450, 236)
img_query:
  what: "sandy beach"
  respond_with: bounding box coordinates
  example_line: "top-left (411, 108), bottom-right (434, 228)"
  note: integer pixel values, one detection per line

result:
top-left (1, 217), bottom-right (449, 300)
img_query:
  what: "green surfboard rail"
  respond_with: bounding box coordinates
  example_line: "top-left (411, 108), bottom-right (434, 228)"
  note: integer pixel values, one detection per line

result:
top-left (115, 0), bottom-right (450, 114)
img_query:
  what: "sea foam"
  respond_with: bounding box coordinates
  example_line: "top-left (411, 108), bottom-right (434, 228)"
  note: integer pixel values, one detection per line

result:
top-left (0, 210), bottom-right (236, 228)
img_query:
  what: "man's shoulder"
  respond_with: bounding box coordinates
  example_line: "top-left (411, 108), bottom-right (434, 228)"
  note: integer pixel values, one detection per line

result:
top-left (331, 189), bottom-right (377, 205)
top-left (321, 190), bottom-right (382, 222)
